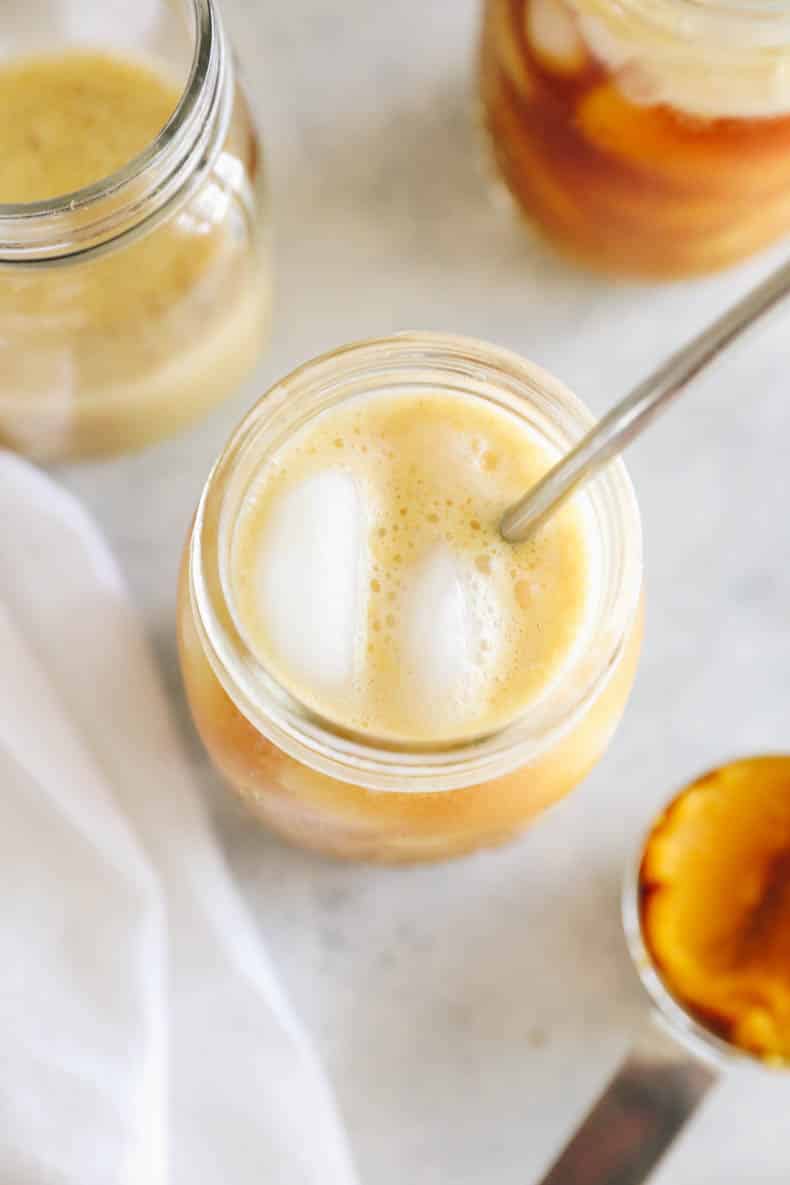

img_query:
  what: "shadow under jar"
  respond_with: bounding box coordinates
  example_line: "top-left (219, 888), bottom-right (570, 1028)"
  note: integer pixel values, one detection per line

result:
top-left (178, 334), bottom-right (643, 863)
top-left (480, 0), bottom-right (790, 279)
top-left (0, 0), bottom-right (269, 462)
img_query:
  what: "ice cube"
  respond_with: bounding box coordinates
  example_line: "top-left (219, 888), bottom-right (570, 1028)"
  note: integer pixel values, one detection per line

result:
top-left (257, 470), bottom-right (367, 690)
top-left (401, 545), bottom-right (502, 728)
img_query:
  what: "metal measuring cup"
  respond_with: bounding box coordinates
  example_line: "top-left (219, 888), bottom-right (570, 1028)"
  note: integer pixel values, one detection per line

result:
top-left (538, 759), bottom-right (789, 1184)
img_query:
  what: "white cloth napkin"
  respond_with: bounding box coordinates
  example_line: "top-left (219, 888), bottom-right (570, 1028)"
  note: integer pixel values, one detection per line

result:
top-left (0, 453), bottom-right (358, 1185)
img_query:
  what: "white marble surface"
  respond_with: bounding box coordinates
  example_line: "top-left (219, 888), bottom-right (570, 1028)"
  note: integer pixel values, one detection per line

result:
top-left (63, 1), bottom-right (790, 1180)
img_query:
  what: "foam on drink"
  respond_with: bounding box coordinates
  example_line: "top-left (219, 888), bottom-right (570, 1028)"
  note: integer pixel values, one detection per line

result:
top-left (232, 391), bottom-right (594, 744)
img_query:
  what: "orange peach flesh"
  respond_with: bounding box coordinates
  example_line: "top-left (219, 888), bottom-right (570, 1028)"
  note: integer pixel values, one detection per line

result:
top-left (178, 554), bottom-right (643, 863)
top-left (640, 757), bottom-right (790, 1064)
top-left (480, 0), bottom-right (790, 279)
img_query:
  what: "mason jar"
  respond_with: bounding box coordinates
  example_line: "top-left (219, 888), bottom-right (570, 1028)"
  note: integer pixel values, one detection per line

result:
top-left (480, 0), bottom-right (790, 279)
top-left (0, 0), bottom-right (270, 461)
top-left (178, 334), bottom-right (643, 863)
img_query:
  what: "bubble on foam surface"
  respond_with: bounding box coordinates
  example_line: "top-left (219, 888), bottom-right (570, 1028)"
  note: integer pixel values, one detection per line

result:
top-left (401, 544), bottom-right (503, 727)
top-left (439, 429), bottom-right (514, 505)
top-left (256, 469), bottom-right (367, 690)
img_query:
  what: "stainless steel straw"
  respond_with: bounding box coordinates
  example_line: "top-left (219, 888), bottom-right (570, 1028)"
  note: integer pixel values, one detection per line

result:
top-left (501, 256), bottom-right (790, 543)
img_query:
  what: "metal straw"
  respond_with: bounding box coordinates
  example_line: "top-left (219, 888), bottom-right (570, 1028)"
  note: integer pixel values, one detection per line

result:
top-left (500, 256), bottom-right (790, 543)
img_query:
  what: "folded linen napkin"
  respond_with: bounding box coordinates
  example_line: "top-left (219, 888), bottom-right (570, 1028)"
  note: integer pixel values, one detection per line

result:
top-left (0, 452), bottom-right (357, 1185)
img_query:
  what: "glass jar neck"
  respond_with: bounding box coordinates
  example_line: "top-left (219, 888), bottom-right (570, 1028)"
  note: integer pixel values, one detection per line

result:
top-left (0, 0), bottom-right (232, 264)
top-left (188, 334), bottom-right (643, 794)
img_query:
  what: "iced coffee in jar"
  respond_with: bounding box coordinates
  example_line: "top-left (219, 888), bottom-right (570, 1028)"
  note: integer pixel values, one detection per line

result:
top-left (179, 334), bottom-right (643, 862)
top-left (480, 0), bottom-right (790, 278)
top-left (0, 0), bottom-right (269, 462)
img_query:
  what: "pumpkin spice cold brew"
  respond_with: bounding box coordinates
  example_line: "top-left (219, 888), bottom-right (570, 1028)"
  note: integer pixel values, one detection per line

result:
top-left (179, 336), bottom-right (642, 862)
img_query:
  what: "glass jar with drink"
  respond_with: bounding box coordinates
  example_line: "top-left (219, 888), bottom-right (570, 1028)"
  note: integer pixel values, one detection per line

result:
top-left (480, 0), bottom-right (790, 278)
top-left (179, 334), bottom-right (643, 862)
top-left (0, 0), bottom-right (270, 461)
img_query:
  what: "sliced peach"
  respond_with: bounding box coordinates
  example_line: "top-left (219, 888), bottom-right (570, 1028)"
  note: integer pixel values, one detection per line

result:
top-left (577, 82), bottom-right (790, 195)
top-left (640, 757), bottom-right (790, 1064)
top-left (525, 0), bottom-right (587, 76)
top-left (483, 0), bottom-right (536, 100)
top-left (482, 67), bottom-right (587, 232)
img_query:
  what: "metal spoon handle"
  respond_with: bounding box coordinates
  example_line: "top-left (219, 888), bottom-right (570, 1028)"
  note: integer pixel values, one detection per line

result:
top-left (501, 256), bottom-right (790, 543)
top-left (536, 1017), bottom-right (717, 1185)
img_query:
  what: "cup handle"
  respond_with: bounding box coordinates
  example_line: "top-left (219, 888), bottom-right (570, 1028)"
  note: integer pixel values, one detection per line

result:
top-left (537, 1017), bottom-right (718, 1185)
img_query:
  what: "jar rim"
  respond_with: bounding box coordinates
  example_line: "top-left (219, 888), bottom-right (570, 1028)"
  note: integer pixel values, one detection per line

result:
top-left (189, 332), bottom-right (643, 793)
top-left (0, 0), bottom-right (232, 263)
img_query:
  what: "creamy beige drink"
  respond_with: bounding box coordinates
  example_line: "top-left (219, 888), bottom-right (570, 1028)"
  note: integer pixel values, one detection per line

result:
top-left (233, 391), bottom-right (591, 744)
top-left (0, 50), bottom-right (268, 460)
top-left (179, 336), bottom-right (643, 862)
top-left (0, 53), bottom-right (180, 200)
